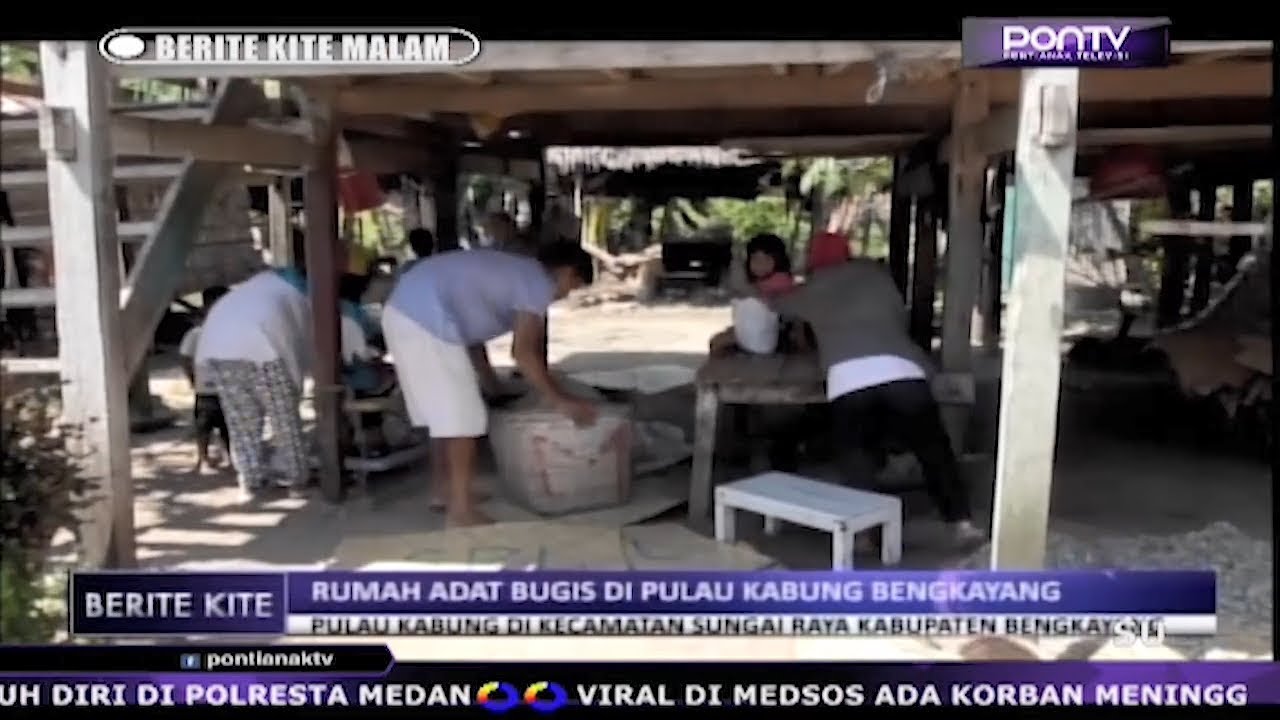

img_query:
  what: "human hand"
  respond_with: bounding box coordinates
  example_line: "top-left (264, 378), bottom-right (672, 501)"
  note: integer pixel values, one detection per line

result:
top-left (557, 396), bottom-right (598, 427)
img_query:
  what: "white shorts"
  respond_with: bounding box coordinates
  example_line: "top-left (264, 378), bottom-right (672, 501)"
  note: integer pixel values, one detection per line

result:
top-left (381, 305), bottom-right (487, 438)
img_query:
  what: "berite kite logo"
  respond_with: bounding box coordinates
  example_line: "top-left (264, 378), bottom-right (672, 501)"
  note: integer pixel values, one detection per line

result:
top-left (98, 28), bottom-right (481, 66)
top-left (962, 17), bottom-right (1170, 68)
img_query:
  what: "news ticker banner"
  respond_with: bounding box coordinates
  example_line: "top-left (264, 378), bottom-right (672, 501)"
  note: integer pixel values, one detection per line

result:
top-left (68, 570), bottom-right (1215, 639)
top-left (0, 652), bottom-right (1277, 712)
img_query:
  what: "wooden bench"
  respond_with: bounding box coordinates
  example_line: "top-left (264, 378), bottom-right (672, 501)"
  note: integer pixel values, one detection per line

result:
top-left (715, 472), bottom-right (902, 569)
top-left (688, 351), bottom-right (974, 521)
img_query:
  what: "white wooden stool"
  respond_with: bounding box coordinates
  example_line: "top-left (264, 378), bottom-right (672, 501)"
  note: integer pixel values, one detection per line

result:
top-left (714, 472), bottom-right (902, 569)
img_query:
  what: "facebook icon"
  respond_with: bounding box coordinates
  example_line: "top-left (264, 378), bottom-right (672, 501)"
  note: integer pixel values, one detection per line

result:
top-left (179, 654), bottom-right (202, 670)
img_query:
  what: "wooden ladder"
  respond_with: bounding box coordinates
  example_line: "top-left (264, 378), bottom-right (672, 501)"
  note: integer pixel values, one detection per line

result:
top-left (1, 78), bottom-right (267, 378)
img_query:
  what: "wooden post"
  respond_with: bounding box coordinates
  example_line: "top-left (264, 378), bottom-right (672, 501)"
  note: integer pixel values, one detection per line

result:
top-left (1226, 179), bottom-right (1255, 276)
top-left (303, 92), bottom-right (344, 503)
top-left (1188, 181), bottom-right (1218, 314)
top-left (989, 68), bottom-right (1080, 570)
top-left (887, 156), bottom-right (912, 297)
top-left (1156, 184), bottom-right (1193, 327)
top-left (939, 72), bottom-right (990, 450)
top-left (983, 157), bottom-right (1011, 351)
top-left (909, 197), bottom-right (938, 349)
top-left (267, 177), bottom-right (293, 267)
top-left (432, 145), bottom-right (460, 252)
top-left (39, 41), bottom-right (135, 568)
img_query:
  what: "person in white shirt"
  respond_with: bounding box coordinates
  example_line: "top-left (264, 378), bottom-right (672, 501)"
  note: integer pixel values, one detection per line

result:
top-left (195, 266), bottom-right (312, 497)
top-left (178, 286), bottom-right (229, 472)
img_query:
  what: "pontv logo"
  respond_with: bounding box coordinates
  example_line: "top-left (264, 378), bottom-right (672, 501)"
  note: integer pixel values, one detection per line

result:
top-left (477, 681), bottom-right (570, 714)
top-left (962, 17), bottom-right (1170, 68)
top-left (99, 28), bottom-right (481, 66)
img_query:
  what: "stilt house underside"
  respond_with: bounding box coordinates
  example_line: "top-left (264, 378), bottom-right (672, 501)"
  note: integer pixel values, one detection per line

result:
top-left (2, 39), bottom-right (1271, 570)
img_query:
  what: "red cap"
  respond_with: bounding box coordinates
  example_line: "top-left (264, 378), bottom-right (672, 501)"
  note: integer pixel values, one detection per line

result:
top-left (807, 232), bottom-right (851, 271)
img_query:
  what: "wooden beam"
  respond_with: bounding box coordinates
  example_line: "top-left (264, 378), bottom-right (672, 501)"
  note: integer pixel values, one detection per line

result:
top-left (39, 41), bottom-right (135, 569)
top-left (887, 155), bottom-right (912, 295)
top-left (982, 157), bottom-right (1011, 351)
top-left (111, 116), bottom-right (311, 167)
top-left (335, 61), bottom-right (1270, 116)
top-left (724, 133), bottom-right (925, 157)
top-left (2, 220), bottom-right (154, 248)
top-left (267, 177), bottom-right (292, 266)
top-left (1227, 180), bottom-right (1256, 270)
top-left (909, 199), bottom-right (938, 347)
top-left (938, 72), bottom-right (990, 451)
top-left (0, 77), bottom-right (43, 97)
top-left (345, 135), bottom-right (436, 174)
top-left (117, 79), bottom-right (266, 379)
top-left (0, 356), bottom-right (61, 374)
top-left (451, 71), bottom-right (494, 85)
top-left (2, 163), bottom-right (184, 189)
top-left (0, 286), bottom-right (56, 307)
top-left (1139, 219), bottom-right (1270, 237)
top-left (990, 68), bottom-right (1081, 570)
top-left (1188, 181), bottom-right (1219, 314)
top-left (302, 90), bottom-right (344, 504)
top-left (336, 65), bottom-right (939, 115)
top-left (943, 115), bottom-right (1272, 161)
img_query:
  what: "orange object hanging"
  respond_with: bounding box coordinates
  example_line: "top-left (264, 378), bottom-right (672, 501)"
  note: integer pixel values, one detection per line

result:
top-left (338, 170), bottom-right (384, 213)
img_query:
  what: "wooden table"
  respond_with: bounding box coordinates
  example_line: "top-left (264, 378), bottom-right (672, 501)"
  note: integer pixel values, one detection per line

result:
top-left (688, 352), bottom-right (975, 521)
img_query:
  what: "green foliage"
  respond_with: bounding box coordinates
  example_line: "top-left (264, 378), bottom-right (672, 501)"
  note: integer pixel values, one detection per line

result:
top-left (1, 381), bottom-right (85, 643)
top-left (1, 43), bottom-right (38, 81)
top-left (785, 156), bottom-right (893, 200)
top-left (704, 197), bottom-right (797, 241)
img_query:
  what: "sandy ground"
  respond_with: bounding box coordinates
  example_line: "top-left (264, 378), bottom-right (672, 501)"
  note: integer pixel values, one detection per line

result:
top-left (47, 300), bottom-right (1273, 659)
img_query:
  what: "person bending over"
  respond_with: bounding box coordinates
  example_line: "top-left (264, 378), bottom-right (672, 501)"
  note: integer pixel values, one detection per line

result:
top-left (381, 241), bottom-right (598, 526)
top-left (767, 232), bottom-right (984, 547)
top-left (195, 265), bottom-right (312, 499)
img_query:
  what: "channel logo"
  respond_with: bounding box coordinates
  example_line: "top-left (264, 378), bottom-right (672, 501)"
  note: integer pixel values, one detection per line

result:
top-left (477, 681), bottom-right (569, 713)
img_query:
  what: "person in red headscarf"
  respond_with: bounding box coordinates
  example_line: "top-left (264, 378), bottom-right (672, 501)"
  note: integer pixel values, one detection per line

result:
top-left (766, 231), bottom-right (983, 548)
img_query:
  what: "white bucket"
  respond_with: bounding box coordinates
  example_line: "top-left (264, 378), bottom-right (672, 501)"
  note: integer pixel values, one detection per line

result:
top-left (732, 297), bottom-right (781, 354)
top-left (487, 402), bottom-right (633, 516)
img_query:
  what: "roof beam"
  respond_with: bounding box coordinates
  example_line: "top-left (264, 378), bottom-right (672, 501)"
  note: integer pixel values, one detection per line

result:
top-left (112, 115), bottom-right (312, 167)
top-left (335, 61), bottom-right (1270, 116)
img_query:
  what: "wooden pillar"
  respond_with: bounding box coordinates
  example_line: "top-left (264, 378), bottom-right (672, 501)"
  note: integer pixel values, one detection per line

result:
top-left (1156, 183), bottom-right (1193, 327)
top-left (267, 177), bottom-right (293, 267)
top-left (432, 146), bottom-right (460, 252)
top-left (39, 41), bottom-right (135, 568)
top-left (909, 197), bottom-right (938, 349)
top-left (989, 68), bottom-right (1080, 570)
top-left (938, 73), bottom-right (991, 450)
top-left (1188, 181), bottom-right (1218, 314)
top-left (303, 92), bottom-right (343, 503)
top-left (1226, 179), bottom-right (1255, 276)
top-left (887, 155), bottom-right (912, 297)
top-left (982, 157), bottom-right (1011, 351)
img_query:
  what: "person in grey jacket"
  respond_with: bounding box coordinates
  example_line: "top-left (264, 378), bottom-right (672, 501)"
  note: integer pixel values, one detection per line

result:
top-left (769, 232), bottom-right (983, 546)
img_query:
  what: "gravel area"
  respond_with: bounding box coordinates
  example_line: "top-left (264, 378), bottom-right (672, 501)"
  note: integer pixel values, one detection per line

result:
top-left (956, 522), bottom-right (1273, 659)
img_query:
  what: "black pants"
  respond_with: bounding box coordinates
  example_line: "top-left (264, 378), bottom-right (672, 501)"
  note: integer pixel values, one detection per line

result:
top-left (193, 393), bottom-right (230, 455)
top-left (830, 379), bottom-right (971, 522)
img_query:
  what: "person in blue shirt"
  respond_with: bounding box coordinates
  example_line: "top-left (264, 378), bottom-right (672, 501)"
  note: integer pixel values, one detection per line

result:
top-left (381, 241), bottom-right (597, 526)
